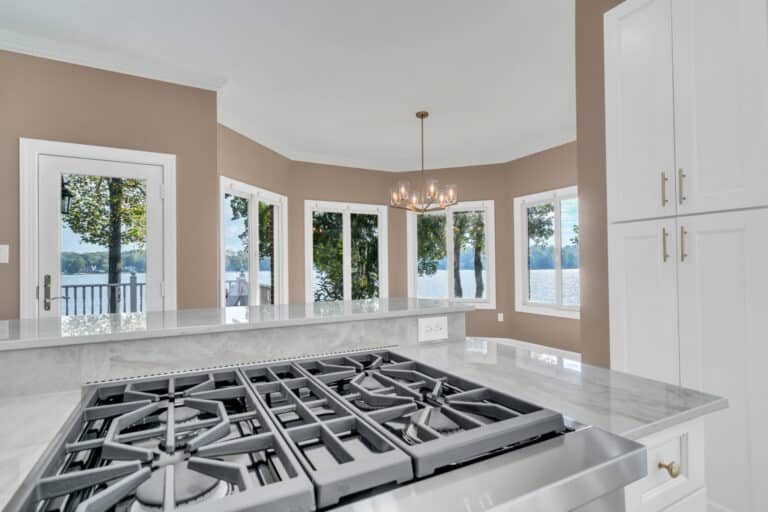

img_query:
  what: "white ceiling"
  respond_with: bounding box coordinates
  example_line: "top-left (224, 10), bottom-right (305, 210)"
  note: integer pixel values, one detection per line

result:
top-left (0, 1), bottom-right (576, 171)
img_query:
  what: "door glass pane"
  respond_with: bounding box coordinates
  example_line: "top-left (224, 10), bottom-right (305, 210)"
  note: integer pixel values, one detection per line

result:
top-left (452, 211), bottom-right (488, 300)
top-left (416, 213), bottom-right (447, 298)
top-left (526, 203), bottom-right (555, 304)
top-left (61, 174), bottom-right (147, 316)
top-left (560, 198), bottom-right (580, 306)
top-left (223, 193), bottom-right (250, 306)
top-left (312, 211), bottom-right (343, 301)
top-left (259, 202), bottom-right (275, 305)
top-left (351, 213), bottom-right (379, 299)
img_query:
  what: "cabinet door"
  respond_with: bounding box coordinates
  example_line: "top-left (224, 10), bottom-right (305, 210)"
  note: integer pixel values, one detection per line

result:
top-left (678, 209), bottom-right (768, 512)
top-left (605, 0), bottom-right (677, 223)
top-left (672, 0), bottom-right (768, 214)
top-left (609, 219), bottom-right (679, 385)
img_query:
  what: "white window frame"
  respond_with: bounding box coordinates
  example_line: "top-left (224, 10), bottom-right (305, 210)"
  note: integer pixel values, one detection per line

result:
top-left (406, 200), bottom-right (496, 310)
top-left (304, 200), bottom-right (389, 303)
top-left (513, 185), bottom-right (579, 319)
top-left (220, 176), bottom-right (289, 306)
top-left (19, 138), bottom-right (177, 318)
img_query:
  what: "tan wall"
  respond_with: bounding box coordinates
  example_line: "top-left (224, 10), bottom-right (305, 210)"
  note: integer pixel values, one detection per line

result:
top-left (0, 51), bottom-right (219, 319)
top-left (575, 0), bottom-right (622, 367)
top-left (218, 126), bottom-right (579, 353)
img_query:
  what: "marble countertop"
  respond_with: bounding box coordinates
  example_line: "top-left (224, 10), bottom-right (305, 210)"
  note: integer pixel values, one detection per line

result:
top-left (0, 298), bottom-right (472, 352)
top-left (394, 338), bottom-right (727, 440)
top-left (0, 338), bottom-right (727, 511)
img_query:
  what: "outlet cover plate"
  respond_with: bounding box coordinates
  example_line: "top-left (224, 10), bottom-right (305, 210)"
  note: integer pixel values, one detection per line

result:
top-left (0, 244), bottom-right (8, 264)
top-left (418, 316), bottom-right (448, 342)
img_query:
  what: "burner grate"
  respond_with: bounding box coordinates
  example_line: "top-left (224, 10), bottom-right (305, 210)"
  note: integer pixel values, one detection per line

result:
top-left (240, 362), bottom-right (414, 508)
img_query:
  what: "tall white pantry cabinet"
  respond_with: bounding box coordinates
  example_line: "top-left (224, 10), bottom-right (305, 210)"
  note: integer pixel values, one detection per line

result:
top-left (604, 1), bottom-right (768, 511)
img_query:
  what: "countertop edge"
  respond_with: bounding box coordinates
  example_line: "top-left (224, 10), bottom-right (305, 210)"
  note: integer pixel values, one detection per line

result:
top-left (0, 303), bottom-right (473, 353)
top-left (619, 396), bottom-right (729, 440)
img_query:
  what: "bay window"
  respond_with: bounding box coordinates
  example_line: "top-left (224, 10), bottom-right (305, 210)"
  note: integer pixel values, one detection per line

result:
top-left (406, 200), bottom-right (496, 308)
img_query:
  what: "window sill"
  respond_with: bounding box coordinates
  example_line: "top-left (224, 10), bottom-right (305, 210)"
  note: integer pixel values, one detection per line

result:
top-left (515, 303), bottom-right (580, 320)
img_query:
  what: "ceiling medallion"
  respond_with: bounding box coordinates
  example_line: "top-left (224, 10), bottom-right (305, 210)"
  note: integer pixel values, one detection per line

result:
top-left (389, 111), bottom-right (457, 213)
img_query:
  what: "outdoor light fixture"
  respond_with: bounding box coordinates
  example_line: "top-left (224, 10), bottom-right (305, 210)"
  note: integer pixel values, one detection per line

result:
top-left (60, 176), bottom-right (73, 215)
top-left (389, 111), bottom-right (458, 213)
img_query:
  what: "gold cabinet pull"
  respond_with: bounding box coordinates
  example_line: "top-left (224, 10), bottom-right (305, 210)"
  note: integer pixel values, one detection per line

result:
top-left (662, 227), bottom-right (670, 262)
top-left (678, 168), bottom-right (687, 205)
top-left (680, 226), bottom-right (688, 262)
top-left (661, 172), bottom-right (669, 207)
top-left (658, 461), bottom-right (681, 479)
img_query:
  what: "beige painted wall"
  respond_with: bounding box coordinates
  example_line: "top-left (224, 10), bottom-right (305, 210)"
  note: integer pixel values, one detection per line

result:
top-left (0, 51), bottom-right (219, 319)
top-left (575, 0), bottom-right (622, 367)
top-left (218, 126), bottom-right (580, 353)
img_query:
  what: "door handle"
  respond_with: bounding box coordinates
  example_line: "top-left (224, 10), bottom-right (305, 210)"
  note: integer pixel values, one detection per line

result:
top-left (678, 168), bottom-right (687, 205)
top-left (43, 274), bottom-right (68, 311)
top-left (680, 226), bottom-right (688, 262)
top-left (661, 172), bottom-right (669, 207)
top-left (662, 227), bottom-right (670, 262)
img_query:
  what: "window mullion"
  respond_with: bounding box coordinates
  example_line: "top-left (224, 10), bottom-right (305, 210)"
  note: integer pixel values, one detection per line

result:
top-left (250, 194), bottom-right (260, 306)
top-left (343, 209), bottom-right (352, 301)
top-left (554, 199), bottom-right (563, 307)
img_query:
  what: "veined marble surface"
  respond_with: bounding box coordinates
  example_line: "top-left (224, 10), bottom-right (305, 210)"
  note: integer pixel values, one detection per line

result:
top-left (0, 298), bottom-right (472, 352)
top-left (0, 338), bottom-right (726, 512)
top-left (395, 338), bottom-right (727, 440)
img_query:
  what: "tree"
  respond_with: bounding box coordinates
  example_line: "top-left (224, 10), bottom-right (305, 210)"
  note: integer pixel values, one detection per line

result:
top-left (416, 214), bottom-right (446, 276)
top-left (452, 212), bottom-right (485, 299)
top-left (64, 176), bottom-right (146, 313)
top-left (312, 212), bottom-right (344, 301)
top-left (351, 214), bottom-right (379, 299)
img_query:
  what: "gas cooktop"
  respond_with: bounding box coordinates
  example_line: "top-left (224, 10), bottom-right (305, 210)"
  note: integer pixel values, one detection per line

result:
top-left (7, 349), bottom-right (642, 512)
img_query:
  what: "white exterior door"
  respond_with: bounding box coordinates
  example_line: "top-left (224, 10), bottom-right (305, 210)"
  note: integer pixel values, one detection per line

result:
top-left (609, 218), bottom-right (679, 385)
top-left (605, 0), bottom-right (677, 223)
top-left (678, 209), bottom-right (768, 512)
top-left (672, 0), bottom-right (768, 215)
top-left (36, 154), bottom-right (165, 318)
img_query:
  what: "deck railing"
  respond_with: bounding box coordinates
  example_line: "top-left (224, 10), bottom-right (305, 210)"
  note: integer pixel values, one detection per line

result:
top-left (62, 273), bottom-right (145, 315)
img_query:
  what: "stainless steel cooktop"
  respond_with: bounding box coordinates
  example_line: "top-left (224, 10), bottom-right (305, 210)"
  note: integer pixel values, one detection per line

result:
top-left (7, 349), bottom-right (646, 512)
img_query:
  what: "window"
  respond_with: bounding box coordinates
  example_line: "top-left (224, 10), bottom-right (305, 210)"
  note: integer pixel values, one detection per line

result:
top-left (513, 186), bottom-right (579, 319)
top-left (406, 201), bottom-right (496, 309)
top-left (305, 200), bottom-right (388, 302)
top-left (220, 177), bottom-right (288, 306)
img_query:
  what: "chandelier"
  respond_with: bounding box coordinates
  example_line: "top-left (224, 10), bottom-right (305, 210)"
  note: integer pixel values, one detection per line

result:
top-left (389, 111), bottom-right (457, 213)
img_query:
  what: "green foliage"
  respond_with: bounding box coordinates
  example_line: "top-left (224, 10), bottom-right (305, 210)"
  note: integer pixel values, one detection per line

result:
top-left (526, 203), bottom-right (555, 246)
top-left (312, 212), bottom-right (344, 301)
top-left (351, 214), bottom-right (379, 299)
top-left (64, 176), bottom-right (146, 249)
top-left (61, 250), bottom-right (146, 274)
top-left (452, 211), bottom-right (486, 298)
top-left (416, 214), bottom-right (446, 276)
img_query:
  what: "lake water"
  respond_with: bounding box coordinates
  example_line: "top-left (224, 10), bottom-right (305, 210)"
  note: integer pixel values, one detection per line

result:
top-left (417, 268), bottom-right (580, 305)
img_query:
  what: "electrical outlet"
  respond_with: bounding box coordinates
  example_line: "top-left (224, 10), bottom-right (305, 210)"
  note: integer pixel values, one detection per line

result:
top-left (0, 244), bottom-right (8, 264)
top-left (418, 316), bottom-right (448, 342)
top-left (497, 313), bottom-right (504, 322)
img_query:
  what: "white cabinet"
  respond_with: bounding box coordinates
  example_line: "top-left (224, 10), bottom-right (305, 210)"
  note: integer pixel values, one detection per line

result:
top-left (661, 489), bottom-right (706, 512)
top-left (625, 420), bottom-right (705, 512)
top-left (677, 209), bottom-right (768, 511)
top-left (604, 0), bottom-right (676, 223)
top-left (605, 0), bottom-right (768, 223)
top-left (608, 219), bottom-right (679, 385)
top-left (672, 0), bottom-right (768, 216)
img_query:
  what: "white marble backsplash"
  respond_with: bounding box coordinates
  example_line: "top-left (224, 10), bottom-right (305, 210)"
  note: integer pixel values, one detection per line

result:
top-left (0, 312), bottom-right (465, 399)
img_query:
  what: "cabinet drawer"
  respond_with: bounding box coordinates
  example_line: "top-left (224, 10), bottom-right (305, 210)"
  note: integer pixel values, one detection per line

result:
top-left (661, 488), bottom-right (706, 512)
top-left (625, 420), bottom-right (705, 512)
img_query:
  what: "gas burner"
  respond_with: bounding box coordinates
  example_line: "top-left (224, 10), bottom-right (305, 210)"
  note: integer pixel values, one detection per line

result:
top-left (130, 459), bottom-right (232, 511)
top-left (158, 405), bottom-right (199, 424)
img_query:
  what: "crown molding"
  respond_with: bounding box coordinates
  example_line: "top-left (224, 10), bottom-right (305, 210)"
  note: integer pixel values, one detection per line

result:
top-left (0, 28), bottom-right (227, 91)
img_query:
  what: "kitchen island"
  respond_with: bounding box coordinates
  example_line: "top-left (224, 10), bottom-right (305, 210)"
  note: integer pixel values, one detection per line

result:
top-left (0, 336), bottom-right (725, 511)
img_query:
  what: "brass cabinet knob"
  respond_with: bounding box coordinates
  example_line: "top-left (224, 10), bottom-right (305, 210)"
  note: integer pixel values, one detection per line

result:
top-left (658, 461), bottom-right (681, 478)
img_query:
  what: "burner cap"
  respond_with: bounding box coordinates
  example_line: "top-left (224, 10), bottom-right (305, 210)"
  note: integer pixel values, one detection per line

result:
top-left (158, 406), bottom-right (199, 424)
top-left (135, 461), bottom-right (222, 507)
